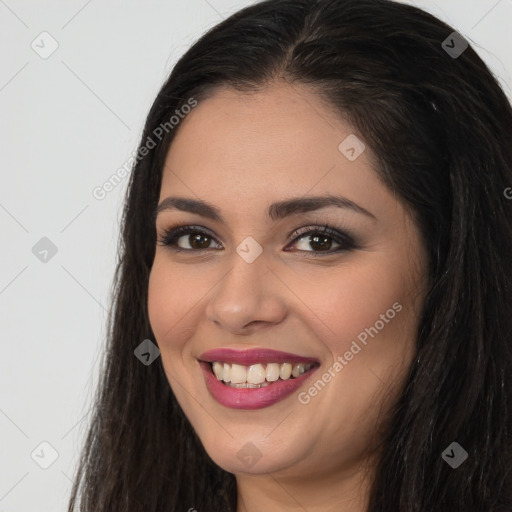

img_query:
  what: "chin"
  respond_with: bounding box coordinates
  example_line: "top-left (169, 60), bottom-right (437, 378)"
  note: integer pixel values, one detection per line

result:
top-left (200, 434), bottom-right (307, 476)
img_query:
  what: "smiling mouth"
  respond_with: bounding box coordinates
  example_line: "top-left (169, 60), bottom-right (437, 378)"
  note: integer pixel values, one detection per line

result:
top-left (208, 361), bottom-right (319, 388)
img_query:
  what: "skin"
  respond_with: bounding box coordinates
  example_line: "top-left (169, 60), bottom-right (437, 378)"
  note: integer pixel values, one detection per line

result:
top-left (147, 82), bottom-right (430, 512)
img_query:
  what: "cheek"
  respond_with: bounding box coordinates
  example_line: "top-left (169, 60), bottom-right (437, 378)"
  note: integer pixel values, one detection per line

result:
top-left (147, 259), bottom-right (198, 353)
top-left (300, 259), bottom-right (415, 352)
top-left (147, 260), bottom-right (204, 411)
top-left (297, 259), bottom-right (424, 419)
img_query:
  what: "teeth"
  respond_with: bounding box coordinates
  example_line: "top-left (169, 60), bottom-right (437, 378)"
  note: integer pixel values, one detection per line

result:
top-left (230, 363), bottom-right (247, 384)
top-left (247, 364), bottom-right (266, 384)
top-left (212, 361), bottom-right (223, 380)
top-left (209, 361), bottom-right (314, 385)
top-left (280, 362), bottom-right (292, 380)
top-left (223, 362), bottom-right (231, 382)
top-left (292, 363), bottom-right (305, 378)
top-left (266, 363), bottom-right (280, 382)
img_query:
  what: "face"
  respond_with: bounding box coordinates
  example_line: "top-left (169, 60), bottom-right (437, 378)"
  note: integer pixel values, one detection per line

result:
top-left (148, 83), bottom-right (429, 485)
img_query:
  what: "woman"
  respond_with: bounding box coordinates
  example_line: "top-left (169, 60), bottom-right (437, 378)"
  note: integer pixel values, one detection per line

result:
top-left (67, 0), bottom-right (512, 510)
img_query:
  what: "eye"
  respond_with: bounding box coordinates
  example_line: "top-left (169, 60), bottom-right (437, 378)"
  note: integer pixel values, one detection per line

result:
top-left (286, 224), bottom-right (357, 257)
top-left (156, 223), bottom-right (358, 257)
top-left (157, 225), bottom-right (221, 251)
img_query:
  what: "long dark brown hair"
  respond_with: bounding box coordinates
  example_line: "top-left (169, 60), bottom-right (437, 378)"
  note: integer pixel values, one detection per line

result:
top-left (67, 1), bottom-right (512, 510)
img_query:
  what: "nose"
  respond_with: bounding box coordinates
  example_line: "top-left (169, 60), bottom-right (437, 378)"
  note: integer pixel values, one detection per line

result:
top-left (205, 248), bottom-right (288, 335)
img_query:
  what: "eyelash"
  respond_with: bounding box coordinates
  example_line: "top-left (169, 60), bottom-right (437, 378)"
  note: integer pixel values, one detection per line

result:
top-left (156, 223), bottom-right (359, 258)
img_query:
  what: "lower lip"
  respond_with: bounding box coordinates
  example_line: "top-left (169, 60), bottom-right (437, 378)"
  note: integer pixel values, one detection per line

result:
top-left (199, 361), bottom-right (319, 410)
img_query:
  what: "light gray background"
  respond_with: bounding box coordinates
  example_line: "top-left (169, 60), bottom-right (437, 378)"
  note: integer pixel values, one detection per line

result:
top-left (0, 1), bottom-right (511, 510)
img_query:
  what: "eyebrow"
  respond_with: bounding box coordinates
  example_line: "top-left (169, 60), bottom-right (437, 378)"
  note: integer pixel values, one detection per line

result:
top-left (154, 195), bottom-right (376, 222)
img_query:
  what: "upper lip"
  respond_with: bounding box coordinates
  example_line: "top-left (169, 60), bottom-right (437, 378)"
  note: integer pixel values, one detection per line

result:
top-left (198, 348), bottom-right (320, 366)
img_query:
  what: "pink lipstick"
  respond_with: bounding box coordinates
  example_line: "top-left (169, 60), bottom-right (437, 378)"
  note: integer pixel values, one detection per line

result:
top-left (198, 348), bottom-right (320, 410)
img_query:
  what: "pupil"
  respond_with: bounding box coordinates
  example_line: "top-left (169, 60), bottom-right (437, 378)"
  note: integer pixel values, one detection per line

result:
top-left (191, 234), bottom-right (210, 249)
top-left (310, 235), bottom-right (331, 251)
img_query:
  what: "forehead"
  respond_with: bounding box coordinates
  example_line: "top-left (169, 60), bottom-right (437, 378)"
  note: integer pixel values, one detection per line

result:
top-left (159, 83), bottom-right (388, 221)
top-left (165, 85), bottom-right (354, 174)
